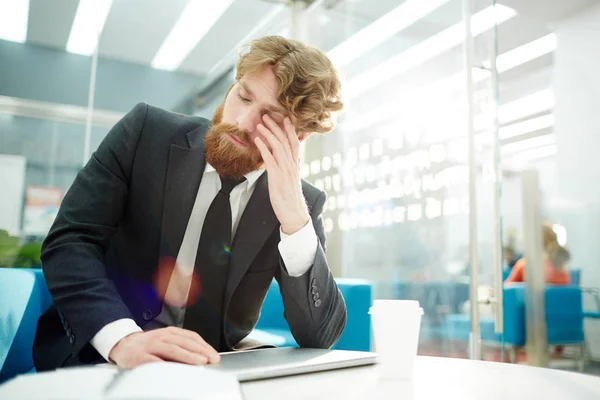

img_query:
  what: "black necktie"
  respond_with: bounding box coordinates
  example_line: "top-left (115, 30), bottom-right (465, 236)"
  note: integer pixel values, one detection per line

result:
top-left (182, 175), bottom-right (246, 351)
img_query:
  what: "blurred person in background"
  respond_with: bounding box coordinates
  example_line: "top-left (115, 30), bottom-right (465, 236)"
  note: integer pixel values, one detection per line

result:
top-left (33, 36), bottom-right (346, 371)
top-left (503, 227), bottom-right (521, 272)
top-left (505, 222), bottom-right (571, 285)
top-left (503, 245), bottom-right (521, 271)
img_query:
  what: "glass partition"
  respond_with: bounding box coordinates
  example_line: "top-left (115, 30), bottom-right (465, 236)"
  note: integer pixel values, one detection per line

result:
top-left (297, 0), bottom-right (503, 359)
top-left (501, 1), bottom-right (600, 371)
top-left (0, 114), bottom-right (87, 267)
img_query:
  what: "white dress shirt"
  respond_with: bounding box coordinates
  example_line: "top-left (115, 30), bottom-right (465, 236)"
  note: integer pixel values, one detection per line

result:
top-left (91, 164), bottom-right (318, 362)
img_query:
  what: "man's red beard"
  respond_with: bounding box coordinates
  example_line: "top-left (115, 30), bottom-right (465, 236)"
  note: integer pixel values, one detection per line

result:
top-left (204, 105), bottom-right (264, 179)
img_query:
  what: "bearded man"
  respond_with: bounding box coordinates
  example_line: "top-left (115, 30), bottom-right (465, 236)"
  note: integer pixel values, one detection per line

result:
top-left (33, 35), bottom-right (346, 370)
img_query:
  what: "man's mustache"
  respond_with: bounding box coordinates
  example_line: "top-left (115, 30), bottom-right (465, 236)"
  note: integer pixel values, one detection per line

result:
top-left (216, 122), bottom-right (252, 147)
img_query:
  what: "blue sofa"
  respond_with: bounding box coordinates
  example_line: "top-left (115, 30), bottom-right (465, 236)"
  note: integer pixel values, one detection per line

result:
top-left (250, 278), bottom-right (372, 352)
top-left (0, 268), bottom-right (372, 383)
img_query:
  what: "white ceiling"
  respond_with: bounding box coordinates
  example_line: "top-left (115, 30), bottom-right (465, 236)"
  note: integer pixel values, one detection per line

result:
top-left (14, 0), bottom-right (600, 109)
top-left (20, 0), bottom-right (587, 75)
top-left (24, 0), bottom-right (283, 76)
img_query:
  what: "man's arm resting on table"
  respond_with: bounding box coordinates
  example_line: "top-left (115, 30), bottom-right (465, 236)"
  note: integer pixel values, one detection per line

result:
top-left (278, 220), bottom-right (318, 277)
top-left (41, 103), bottom-right (148, 358)
top-left (91, 319), bottom-right (143, 362)
top-left (276, 190), bottom-right (347, 349)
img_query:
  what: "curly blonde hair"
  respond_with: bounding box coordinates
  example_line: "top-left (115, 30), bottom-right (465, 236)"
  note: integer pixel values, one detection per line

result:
top-left (542, 222), bottom-right (570, 269)
top-left (235, 35), bottom-right (344, 134)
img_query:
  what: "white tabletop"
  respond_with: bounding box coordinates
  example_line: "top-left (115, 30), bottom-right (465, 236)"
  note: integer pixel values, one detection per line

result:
top-left (2, 356), bottom-right (599, 400)
top-left (241, 356), bottom-right (600, 400)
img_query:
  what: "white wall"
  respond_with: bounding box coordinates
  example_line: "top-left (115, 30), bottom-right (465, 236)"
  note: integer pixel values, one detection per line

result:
top-left (553, 1), bottom-right (600, 359)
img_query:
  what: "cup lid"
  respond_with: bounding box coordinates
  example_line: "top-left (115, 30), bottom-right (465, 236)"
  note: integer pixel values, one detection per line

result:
top-left (369, 306), bottom-right (424, 315)
top-left (373, 299), bottom-right (420, 308)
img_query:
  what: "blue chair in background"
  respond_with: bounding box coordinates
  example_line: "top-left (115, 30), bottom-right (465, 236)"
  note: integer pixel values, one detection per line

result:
top-left (444, 284), bottom-right (585, 368)
top-left (444, 285), bottom-right (526, 349)
top-left (545, 286), bottom-right (585, 346)
top-left (0, 268), bottom-right (51, 383)
top-left (251, 278), bottom-right (372, 352)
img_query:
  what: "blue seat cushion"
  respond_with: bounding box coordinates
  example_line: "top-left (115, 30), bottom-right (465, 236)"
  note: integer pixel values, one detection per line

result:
top-left (545, 286), bottom-right (584, 344)
top-left (0, 268), bottom-right (51, 383)
top-left (253, 278), bottom-right (372, 352)
top-left (247, 328), bottom-right (298, 348)
top-left (443, 314), bottom-right (505, 343)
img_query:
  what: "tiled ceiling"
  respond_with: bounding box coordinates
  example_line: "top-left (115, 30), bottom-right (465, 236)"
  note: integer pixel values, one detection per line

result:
top-left (24, 0), bottom-right (284, 75)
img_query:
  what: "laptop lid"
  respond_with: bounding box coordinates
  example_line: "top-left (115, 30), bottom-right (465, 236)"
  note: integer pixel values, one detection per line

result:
top-left (206, 348), bottom-right (378, 382)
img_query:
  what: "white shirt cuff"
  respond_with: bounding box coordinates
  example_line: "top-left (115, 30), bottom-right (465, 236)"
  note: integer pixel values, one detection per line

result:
top-left (90, 318), bottom-right (142, 362)
top-left (278, 220), bottom-right (318, 277)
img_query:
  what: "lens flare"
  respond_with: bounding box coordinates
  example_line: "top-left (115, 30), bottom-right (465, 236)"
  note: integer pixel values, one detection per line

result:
top-left (154, 257), bottom-right (202, 307)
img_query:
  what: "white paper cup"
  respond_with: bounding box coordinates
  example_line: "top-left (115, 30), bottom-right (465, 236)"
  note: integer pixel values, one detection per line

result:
top-left (370, 300), bottom-right (423, 380)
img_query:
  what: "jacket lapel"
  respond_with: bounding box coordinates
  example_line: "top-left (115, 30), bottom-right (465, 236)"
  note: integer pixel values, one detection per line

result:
top-left (225, 172), bottom-right (279, 304)
top-left (158, 124), bottom-right (208, 261)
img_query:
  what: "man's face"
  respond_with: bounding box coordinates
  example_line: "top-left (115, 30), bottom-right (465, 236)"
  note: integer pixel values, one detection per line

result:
top-left (205, 66), bottom-right (288, 179)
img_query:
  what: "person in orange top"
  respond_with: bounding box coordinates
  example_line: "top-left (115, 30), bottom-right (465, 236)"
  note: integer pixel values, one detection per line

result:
top-left (505, 223), bottom-right (571, 285)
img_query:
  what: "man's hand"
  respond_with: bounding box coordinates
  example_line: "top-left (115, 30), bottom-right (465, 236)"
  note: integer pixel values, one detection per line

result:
top-left (108, 327), bottom-right (220, 369)
top-left (255, 115), bottom-right (310, 235)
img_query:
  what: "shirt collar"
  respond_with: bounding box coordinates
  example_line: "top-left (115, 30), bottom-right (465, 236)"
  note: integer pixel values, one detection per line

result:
top-left (204, 163), bottom-right (265, 191)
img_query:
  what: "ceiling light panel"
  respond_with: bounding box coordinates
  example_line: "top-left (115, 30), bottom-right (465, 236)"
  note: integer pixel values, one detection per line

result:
top-left (344, 4), bottom-right (517, 100)
top-left (0, 0), bottom-right (30, 43)
top-left (327, 0), bottom-right (452, 68)
top-left (502, 134), bottom-right (556, 154)
top-left (511, 144), bottom-right (558, 164)
top-left (66, 0), bottom-right (114, 56)
top-left (498, 89), bottom-right (554, 124)
top-left (152, 0), bottom-right (234, 71)
top-left (499, 114), bottom-right (555, 140)
top-left (496, 33), bottom-right (556, 73)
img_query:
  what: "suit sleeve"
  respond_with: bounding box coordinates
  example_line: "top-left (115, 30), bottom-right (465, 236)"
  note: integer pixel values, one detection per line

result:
top-left (40, 102), bottom-right (148, 356)
top-left (275, 190), bottom-right (347, 349)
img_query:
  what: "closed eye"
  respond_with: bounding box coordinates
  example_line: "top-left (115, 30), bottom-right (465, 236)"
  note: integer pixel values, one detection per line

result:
top-left (237, 93), bottom-right (251, 103)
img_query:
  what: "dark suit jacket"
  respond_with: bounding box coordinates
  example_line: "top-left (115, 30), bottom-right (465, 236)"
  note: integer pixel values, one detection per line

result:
top-left (33, 103), bottom-right (346, 371)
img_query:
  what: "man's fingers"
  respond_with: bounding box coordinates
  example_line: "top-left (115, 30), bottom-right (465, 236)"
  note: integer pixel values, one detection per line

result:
top-left (262, 114), bottom-right (291, 156)
top-left (257, 123), bottom-right (287, 166)
top-left (255, 137), bottom-right (277, 171)
top-left (165, 327), bottom-right (212, 348)
top-left (164, 327), bottom-right (220, 362)
top-left (136, 354), bottom-right (164, 367)
top-left (151, 343), bottom-right (208, 365)
top-left (284, 117), bottom-right (300, 162)
top-left (164, 333), bottom-right (220, 363)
